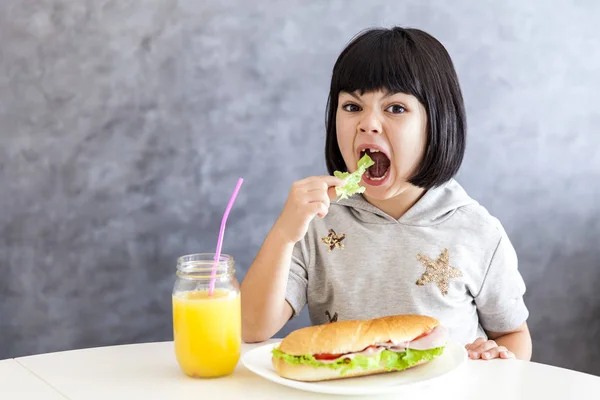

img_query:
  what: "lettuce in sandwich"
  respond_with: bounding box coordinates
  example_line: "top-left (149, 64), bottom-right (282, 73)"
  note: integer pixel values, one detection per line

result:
top-left (272, 346), bottom-right (444, 375)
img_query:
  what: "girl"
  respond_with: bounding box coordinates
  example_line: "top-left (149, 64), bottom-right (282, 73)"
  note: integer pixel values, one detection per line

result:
top-left (241, 26), bottom-right (532, 361)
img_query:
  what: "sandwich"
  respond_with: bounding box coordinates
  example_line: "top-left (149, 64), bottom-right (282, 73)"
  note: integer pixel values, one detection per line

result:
top-left (271, 314), bottom-right (447, 382)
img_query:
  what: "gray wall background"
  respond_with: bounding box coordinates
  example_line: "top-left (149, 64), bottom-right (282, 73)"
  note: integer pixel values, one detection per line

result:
top-left (1, 0), bottom-right (599, 375)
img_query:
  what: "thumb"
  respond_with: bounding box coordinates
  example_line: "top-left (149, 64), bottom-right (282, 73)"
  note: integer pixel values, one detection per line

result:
top-left (327, 186), bottom-right (338, 201)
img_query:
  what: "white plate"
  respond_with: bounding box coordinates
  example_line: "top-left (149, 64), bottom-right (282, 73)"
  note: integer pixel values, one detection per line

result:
top-left (242, 340), bottom-right (467, 396)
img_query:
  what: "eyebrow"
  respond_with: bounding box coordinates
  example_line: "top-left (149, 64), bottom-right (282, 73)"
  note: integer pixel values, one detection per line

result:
top-left (345, 91), bottom-right (398, 101)
top-left (347, 92), bottom-right (361, 101)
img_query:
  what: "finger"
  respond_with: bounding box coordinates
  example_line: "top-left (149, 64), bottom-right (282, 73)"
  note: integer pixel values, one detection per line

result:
top-left (325, 175), bottom-right (347, 187)
top-left (481, 344), bottom-right (505, 360)
top-left (308, 202), bottom-right (329, 219)
top-left (477, 340), bottom-right (498, 354)
top-left (305, 180), bottom-right (330, 193)
top-left (466, 337), bottom-right (487, 359)
top-left (481, 347), bottom-right (501, 360)
top-left (496, 346), bottom-right (508, 353)
top-left (303, 190), bottom-right (330, 209)
top-left (327, 186), bottom-right (338, 201)
top-left (466, 337), bottom-right (486, 350)
top-left (298, 175), bottom-right (345, 189)
top-left (499, 348), bottom-right (515, 359)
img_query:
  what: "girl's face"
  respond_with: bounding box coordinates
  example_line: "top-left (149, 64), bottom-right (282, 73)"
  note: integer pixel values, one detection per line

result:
top-left (336, 90), bottom-right (428, 200)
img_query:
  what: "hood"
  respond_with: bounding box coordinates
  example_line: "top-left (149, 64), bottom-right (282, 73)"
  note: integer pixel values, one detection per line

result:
top-left (334, 179), bottom-right (477, 226)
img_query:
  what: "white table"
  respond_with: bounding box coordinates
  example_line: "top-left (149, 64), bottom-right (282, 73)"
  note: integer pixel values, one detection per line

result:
top-left (0, 358), bottom-right (66, 399)
top-left (2, 340), bottom-right (598, 399)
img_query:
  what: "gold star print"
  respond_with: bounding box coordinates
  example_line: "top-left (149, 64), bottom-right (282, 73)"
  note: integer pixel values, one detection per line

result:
top-left (321, 229), bottom-right (345, 251)
top-left (416, 248), bottom-right (462, 296)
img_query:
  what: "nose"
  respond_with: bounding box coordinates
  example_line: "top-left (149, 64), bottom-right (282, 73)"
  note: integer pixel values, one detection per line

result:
top-left (358, 110), bottom-right (382, 134)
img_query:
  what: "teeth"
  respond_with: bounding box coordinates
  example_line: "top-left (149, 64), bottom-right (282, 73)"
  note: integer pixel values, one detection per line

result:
top-left (365, 168), bottom-right (389, 181)
top-left (359, 148), bottom-right (381, 156)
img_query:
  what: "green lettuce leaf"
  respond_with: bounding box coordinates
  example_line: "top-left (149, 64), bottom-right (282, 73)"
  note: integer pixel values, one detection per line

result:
top-left (272, 346), bottom-right (444, 375)
top-left (378, 346), bottom-right (444, 371)
top-left (334, 154), bottom-right (375, 201)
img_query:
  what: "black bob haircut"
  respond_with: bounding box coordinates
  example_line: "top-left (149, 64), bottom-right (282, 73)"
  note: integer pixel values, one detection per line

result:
top-left (325, 27), bottom-right (466, 189)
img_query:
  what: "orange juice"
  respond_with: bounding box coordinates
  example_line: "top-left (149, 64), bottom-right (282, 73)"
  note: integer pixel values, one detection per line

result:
top-left (172, 289), bottom-right (241, 378)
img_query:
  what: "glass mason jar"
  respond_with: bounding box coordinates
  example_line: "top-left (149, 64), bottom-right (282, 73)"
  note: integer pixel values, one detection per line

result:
top-left (172, 253), bottom-right (241, 378)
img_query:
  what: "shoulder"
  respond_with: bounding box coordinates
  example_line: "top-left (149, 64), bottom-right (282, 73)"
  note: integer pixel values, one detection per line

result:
top-left (450, 198), bottom-right (512, 257)
top-left (441, 181), bottom-right (509, 245)
top-left (457, 203), bottom-right (505, 233)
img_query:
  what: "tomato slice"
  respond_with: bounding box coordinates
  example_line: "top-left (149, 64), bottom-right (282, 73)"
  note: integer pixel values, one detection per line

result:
top-left (412, 329), bottom-right (433, 341)
top-left (313, 345), bottom-right (378, 360)
top-left (313, 353), bottom-right (344, 360)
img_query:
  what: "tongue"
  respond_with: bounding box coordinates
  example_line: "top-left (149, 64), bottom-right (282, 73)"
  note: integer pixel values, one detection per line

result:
top-left (367, 152), bottom-right (390, 178)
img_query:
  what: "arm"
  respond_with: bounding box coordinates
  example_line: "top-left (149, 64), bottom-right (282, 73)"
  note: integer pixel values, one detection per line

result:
top-left (486, 322), bottom-right (532, 360)
top-left (240, 175), bottom-right (343, 343)
top-left (466, 322), bottom-right (532, 360)
top-left (468, 228), bottom-right (531, 360)
top-left (241, 229), bottom-right (295, 343)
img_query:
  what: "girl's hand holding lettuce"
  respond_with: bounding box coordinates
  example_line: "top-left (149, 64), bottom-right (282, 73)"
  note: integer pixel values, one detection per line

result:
top-left (272, 155), bottom-right (373, 245)
top-left (273, 175), bottom-right (345, 244)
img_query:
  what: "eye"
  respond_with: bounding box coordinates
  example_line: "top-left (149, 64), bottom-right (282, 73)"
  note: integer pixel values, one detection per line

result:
top-left (342, 103), bottom-right (361, 112)
top-left (385, 104), bottom-right (406, 114)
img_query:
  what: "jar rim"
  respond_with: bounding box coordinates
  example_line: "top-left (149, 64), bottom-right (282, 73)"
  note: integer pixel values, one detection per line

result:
top-left (176, 253), bottom-right (235, 278)
top-left (177, 252), bottom-right (234, 265)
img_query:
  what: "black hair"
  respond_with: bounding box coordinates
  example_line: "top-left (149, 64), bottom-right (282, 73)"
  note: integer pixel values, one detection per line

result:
top-left (325, 27), bottom-right (466, 189)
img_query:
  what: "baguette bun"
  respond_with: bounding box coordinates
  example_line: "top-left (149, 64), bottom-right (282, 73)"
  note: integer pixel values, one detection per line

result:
top-left (272, 354), bottom-right (430, 382)
top-left (278, 314), bottom-right (439, 356)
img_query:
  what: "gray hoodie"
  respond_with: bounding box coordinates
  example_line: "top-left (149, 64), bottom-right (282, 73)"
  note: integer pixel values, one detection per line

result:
top-left (285, 179), bottom-right (528, 345)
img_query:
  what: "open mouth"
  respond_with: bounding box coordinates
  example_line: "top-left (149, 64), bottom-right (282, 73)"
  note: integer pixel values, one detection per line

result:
top-left (360, 148), bottom-right (391, 181)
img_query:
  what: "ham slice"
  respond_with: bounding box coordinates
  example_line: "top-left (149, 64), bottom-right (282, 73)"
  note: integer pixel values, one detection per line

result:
top-left (374, 342), bottom-right (407, 352)
top-left (312, 325), bottom-right (448, 363)
top-left (318, 346), bottom-right (384, 364)
top-left (408, 325), bottom-right (448, 350)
